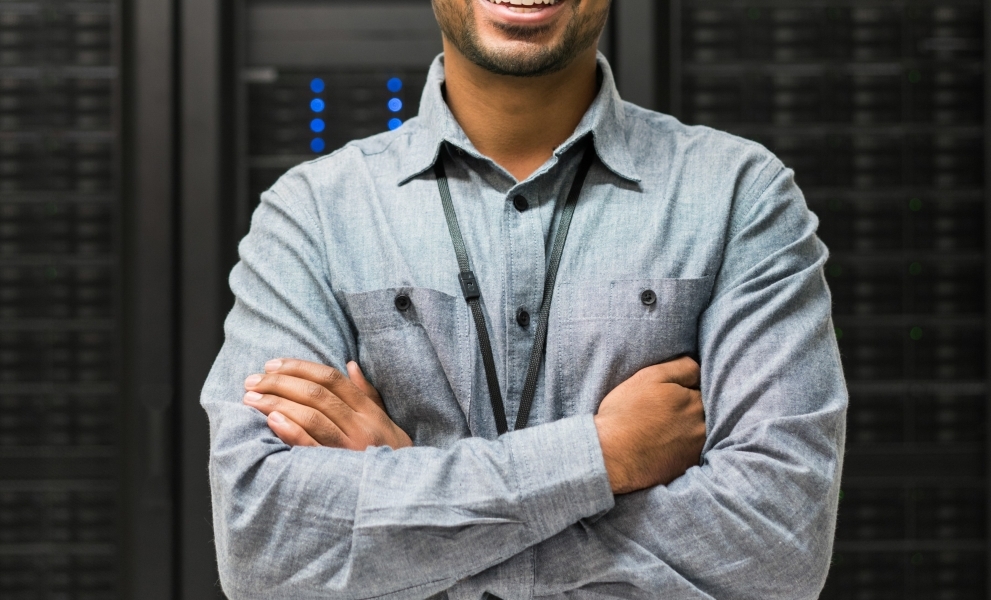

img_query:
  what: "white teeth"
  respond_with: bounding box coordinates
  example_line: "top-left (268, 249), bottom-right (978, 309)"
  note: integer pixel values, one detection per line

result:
top-left (487, 0), bottom-right (559, 6)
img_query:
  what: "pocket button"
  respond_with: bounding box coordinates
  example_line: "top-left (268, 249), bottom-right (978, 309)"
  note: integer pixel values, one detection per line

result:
top-left (640, 290), bottom-right (657, 306)
top-left (516, 307), bottom-right (531, 328)
top-left (395, 294), bottom-right (412, 311)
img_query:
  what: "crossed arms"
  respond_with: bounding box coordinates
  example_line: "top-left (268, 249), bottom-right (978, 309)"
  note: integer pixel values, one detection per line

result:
top-left (202, 160), bottom-right (847, 599)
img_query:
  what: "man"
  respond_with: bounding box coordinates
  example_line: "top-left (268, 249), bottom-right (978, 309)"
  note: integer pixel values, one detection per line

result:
top-left (202, 0), bottom-right (847, 597)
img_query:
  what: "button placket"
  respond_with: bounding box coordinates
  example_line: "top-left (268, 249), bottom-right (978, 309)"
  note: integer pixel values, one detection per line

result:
top-left (504, 186), bottom-right (543, 416)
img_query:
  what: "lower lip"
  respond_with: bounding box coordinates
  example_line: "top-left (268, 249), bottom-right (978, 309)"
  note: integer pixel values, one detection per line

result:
top-left (476, 0), bottom-right (569, 26)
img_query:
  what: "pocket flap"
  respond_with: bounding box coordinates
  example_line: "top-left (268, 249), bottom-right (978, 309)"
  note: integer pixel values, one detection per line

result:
top-left (559, 276), bottom-right (712, 321)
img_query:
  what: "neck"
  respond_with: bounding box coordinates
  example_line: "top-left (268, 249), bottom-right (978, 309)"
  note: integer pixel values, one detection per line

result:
top-left (441, 42), bottom-right (599, 181)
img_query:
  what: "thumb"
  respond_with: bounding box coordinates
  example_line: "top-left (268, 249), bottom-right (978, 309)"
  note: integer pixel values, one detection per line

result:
top-left (347, 361), bottom-right (386, 410)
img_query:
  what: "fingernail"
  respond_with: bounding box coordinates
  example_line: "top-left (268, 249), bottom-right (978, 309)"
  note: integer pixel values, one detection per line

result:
top-left (265, 359), bottom-right (282, 372)
top-left (269, 411), bottom-right (286, 425)
top-left (243, 391), bottom-right (262, 403)
top-left (244, 374), bottom-right (262, 388)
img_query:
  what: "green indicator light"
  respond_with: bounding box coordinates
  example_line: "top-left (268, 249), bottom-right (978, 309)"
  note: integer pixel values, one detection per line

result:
top-left (748, 7), bottom-right (761, 20)
top-left (835, 327), bottom-right (844, 340)
top-left (908, 70), bottom-right (922, 84)
top-left (909, 262), bottom-right (923, 275)
top-left (838, 489), bottom-right (844, 501)
top-left (827, 264), bottom-right (843, 277)
top-left (909, 197), bottom-right (922, 211)
top-left (45, 266), bottom-right (58, 279)
top-left (910, 326), bottom-right (923, 341)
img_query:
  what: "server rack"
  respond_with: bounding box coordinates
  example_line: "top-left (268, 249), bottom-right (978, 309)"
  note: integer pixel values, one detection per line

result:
top-left (667, 1), bottom-right (988, 597)
top-left (235, 1), bottom-right (444, 231)
top-left (0, 0), bottom-right (183, 596)
top-left (0, 0), bottom-right (124, 597)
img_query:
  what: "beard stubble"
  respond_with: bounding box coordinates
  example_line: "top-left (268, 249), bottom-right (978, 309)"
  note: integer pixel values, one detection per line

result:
top-left (434, 0), bottom-right (609, 78)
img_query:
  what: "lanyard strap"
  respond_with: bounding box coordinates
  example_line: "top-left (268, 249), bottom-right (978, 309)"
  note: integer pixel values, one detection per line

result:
top-left (434, 142), bottom-right (596, 434)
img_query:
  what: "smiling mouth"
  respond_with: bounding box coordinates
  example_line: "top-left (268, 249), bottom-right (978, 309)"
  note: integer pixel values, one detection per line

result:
top-left (484, 0), bottom-right (561, 13)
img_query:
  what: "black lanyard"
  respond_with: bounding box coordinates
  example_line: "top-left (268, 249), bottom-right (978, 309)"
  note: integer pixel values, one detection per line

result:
top-left (433, 142), bottom-right (596, 435)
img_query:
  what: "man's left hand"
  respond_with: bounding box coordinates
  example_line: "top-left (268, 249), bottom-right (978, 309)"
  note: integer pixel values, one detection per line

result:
top-left (242, 359), bottom-right (412, 451)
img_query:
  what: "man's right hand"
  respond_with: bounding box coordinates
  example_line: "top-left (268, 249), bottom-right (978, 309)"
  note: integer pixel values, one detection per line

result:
top-left (594, 357), bottom-right (706, 495)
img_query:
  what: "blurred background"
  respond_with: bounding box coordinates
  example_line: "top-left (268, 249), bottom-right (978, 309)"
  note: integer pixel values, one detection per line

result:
top-left (0, 0), bottom-right (986, 598)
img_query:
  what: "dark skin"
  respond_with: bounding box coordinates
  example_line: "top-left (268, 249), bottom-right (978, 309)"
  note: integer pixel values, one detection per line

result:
top-left (242, 0), bottom-right (707, 495)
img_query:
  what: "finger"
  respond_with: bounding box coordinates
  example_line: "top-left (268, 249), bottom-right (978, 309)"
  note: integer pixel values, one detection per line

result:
top-left (246, 372), bottom-right (358, 428)
top-left (267, 411), bottom-right (320, 447)
top-left (347, 361), bottom-right (385, 411)
top-left (644, 356), bottom-right (700, 389)
top-left (689, 389), bottom-right (706, 420)
top-left (263, 359), bottom-right (372, 412)
top-left (243, 391), bottom-right (354, 448)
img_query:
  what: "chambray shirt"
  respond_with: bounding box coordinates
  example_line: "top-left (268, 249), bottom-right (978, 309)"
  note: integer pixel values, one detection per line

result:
top-left (202, 54), bottom-right (847, 600)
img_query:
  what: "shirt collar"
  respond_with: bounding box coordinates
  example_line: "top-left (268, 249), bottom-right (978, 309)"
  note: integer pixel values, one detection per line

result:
top-left (398, 52), bottom-right (642, 186)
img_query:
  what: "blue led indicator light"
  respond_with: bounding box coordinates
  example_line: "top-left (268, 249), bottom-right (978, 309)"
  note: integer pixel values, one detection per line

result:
top-left (310, 78), bottom-right (325, 93)
top-left (310, 98), bottom-right (326, 113)
top-left (388, 98), bottom-right (403, 112)
top-left (311, 138), bottom-right (326, 153)
top-left (388, 118), bottom-right (403, 131)
top-left (387, 77), bottom-right (403, 93)
top-left (310, 118), bottom-right (326, 133)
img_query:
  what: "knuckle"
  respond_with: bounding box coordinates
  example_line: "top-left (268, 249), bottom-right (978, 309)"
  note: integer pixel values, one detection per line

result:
top-left (322, 367), bottom-right (343, 386)
top-left (300, 409), bottom-right (323, 431)
top-left (303, 382), bottom-right (324, 400)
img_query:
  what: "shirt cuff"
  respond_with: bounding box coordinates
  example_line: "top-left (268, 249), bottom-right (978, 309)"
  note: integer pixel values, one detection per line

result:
top-left (505, 414), bottom-right (615, 541)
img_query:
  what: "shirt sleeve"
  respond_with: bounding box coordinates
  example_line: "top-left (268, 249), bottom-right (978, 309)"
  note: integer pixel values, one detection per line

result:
top-left (520, 162), bottom-right (847, 599)
top-left (201, 180), bottom-right (615, 600)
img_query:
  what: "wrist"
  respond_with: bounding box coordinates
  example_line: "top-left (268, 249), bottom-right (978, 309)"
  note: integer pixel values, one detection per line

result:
top-left (593, 414), bottom-right (626, 494)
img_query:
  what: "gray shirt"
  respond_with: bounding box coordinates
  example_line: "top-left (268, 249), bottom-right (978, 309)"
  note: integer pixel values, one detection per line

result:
top-left (202, 54), bottom-right (847, 600)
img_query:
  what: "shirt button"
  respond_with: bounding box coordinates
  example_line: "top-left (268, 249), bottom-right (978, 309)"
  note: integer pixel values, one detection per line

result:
top-left (516, 307), bottom-right (531, 328)
top-left (395, 294), bottom-right (412, 312)
top-left (513, 195), bottom-right (529, 213)
top-left (641, 290), bottom-right (657, 306)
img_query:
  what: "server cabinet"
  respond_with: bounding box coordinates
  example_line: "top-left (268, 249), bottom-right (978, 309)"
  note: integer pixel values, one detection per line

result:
top-left (0, 0), bottom-right (182, 596)
top-left (235, 1), bottom-right (441, 232)
top-left (665, 1), bottom-right (988, 597)
top-left (0, 0), bottom-right (127, 597)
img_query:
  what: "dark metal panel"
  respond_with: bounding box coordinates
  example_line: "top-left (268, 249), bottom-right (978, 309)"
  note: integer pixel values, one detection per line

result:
top-left (653, 0), bottom-right (675, 116)
top-left (614, 0), bottom-right (656, 110)
top-left (985, 0), bottom-right (991, 592)
top-left (179, 0), bottom-right (227, 596)
top-left (668, 0), bottom-right (681, 118)
top-left (124, 0), bottom-right (176, 597)
top-left (247, 2), bottom-right (442, 68)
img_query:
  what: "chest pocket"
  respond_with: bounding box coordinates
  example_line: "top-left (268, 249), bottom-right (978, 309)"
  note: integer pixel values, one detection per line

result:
top-left (341, 287), bottom-right (471, 447)
top-left (550, 276), bottom-right (713, 418)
